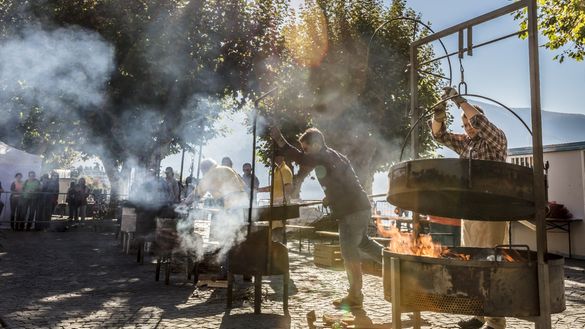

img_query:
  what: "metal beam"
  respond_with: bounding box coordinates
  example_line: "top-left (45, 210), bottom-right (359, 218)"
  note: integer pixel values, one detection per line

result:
top-left (412, 0), bottom-right (527, 48)
top-left (409, 44), bottom-right (423, 240)
top-left (418, 30), bottom-right (526, 67)
top-left (526, 0), bottom-right (551, 326)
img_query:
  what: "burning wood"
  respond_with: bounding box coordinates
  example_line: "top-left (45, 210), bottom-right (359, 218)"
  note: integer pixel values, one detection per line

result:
top-left (383, 226), bottom-right (443, 258)
top-left (441, 248), bottom-right (471, 261)
top-left (382, 227), bottom-right (526, 262)
top-left (497, 248), bottom-right (527, 263)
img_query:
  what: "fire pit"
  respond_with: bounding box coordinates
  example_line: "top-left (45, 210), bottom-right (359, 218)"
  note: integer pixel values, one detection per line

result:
top-left (382, 247), bottom-right (565, 317)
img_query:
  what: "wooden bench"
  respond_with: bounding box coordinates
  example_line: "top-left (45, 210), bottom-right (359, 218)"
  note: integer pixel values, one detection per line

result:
top-left (314, 230), bottom-right (391, 246)
top-left (287, 224), bottom-right (315, 252)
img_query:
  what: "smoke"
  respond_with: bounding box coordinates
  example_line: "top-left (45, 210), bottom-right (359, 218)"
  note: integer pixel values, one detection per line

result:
top-left (0, 25), bottom-right (115, 122)
top-left (174, 204), bottom-right (248, 264)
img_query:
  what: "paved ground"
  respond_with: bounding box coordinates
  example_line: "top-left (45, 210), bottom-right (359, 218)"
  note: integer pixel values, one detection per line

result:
top-left (0, 226), bottom-right (584, 329)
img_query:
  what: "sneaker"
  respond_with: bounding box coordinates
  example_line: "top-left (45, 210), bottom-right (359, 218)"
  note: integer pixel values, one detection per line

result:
top-left (457, 318), bottom-right (485, 329)
top-left (332, 294), bottom-right (363, 309)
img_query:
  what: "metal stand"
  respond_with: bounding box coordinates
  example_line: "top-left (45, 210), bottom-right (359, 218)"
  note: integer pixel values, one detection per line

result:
top-left (390, 257), bottom-right (421, 329)
top-left (405, 0), bottom-right (551, 327)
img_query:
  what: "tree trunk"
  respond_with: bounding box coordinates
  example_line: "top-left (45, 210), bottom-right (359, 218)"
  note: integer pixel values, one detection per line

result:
top-left (291, 165), bottom-right (313, 199)
top-left (343, 141), bottom-right (377, 196)
top-left (102, 158), bottom-right (122, 213)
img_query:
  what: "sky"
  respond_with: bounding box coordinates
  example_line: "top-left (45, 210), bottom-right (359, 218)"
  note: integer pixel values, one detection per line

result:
top-left (164, 0), bottom-right (585, 199)
top-left (403, 0), bottom-right (584, 114)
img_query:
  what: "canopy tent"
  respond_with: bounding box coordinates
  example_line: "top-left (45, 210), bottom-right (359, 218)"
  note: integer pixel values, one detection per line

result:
top-left (0, 141), bottom-right (42, 228)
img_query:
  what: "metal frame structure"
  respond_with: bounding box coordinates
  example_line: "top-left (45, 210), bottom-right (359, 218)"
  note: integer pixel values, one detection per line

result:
top-left (399, 0), bottom-right (552, 328)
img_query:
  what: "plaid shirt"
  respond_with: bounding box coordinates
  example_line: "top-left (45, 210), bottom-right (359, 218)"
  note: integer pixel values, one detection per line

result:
top-left (432, 114), bottom-right (507, 161)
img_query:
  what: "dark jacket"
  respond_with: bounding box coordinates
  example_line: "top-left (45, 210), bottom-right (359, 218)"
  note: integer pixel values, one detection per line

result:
top-left (281, 142), bottom-right (370, 218)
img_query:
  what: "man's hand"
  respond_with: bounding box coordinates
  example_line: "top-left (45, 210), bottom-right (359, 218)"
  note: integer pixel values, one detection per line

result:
top-left (322, 196), bottom-right (329, 208)
top-left (442, 87), bottom-right (467, 108)
top-left (432, 102), bottom-right (447, 123)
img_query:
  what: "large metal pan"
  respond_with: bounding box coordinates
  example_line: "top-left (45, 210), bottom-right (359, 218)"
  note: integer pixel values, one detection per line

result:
top-left (387, 158), bottom-right (534, 220)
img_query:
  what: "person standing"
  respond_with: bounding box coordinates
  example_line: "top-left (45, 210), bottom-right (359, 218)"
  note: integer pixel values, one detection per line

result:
top-left (45, 172), bottom-right (60, 225)
top-left (37, 174), bottom-right (51, 230)
top-left (0, 181), bottom-right (4, 220)
top-left (258, 152), bottom-right (293, 205)
top-left (10, 173), bottom-right (24, 230)
top-left (270, 126), bottom-right (382, 309)
top-left (241, 163), bottom-right (259, 203)
top-left (431, 87), bottom-right (508, 329)
top-left (21, 171), bottom-right (41, 230)
top-left (66, 181), bottom-right (77, 220)
top-left (221, 156), bottom-right (234, 169)
top-left (75, 178), bottom-right (90, 221)
top-left (183, 158), bottom-right (248, 280)
top-left (258, 152), bottom-right (294, 242)
top-left (164, 167), bottom-right (180, 204)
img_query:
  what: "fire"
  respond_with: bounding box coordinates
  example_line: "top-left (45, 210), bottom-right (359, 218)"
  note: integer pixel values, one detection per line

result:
top-left (383, 226), bottom-right (444, 258)
top-left (382, 226), bottom-right (523, 262)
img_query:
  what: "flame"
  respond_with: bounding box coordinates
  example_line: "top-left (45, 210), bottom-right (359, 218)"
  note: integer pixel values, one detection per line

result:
top-left (384, 226), bottom-right (443, 258)
top-left (498, 249), bottom-right (525, 262)
top-left (380, 222), bottom-right (522, 262)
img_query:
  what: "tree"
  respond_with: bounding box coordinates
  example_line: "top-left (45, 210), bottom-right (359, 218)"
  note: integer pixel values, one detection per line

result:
top-left (517, 0), bottom-right (585, 62)
top-left (0, 0), bottom-right (290, 202)
top-left (256, 0), bottom-right (442, 194)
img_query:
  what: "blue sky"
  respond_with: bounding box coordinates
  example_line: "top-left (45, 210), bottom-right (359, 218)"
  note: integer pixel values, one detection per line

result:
top-left (404, 0), bottom-right (584, 114)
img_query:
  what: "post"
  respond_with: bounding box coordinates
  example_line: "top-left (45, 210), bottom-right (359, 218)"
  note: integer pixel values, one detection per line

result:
top-left (179, 148), bottom-right (186, 197)
top-left (391, 257), bottom-right (402, 329)
top-left (409, 44), bottom-right (422, 240)
top-left (527, 0), bottom-right (551, 327)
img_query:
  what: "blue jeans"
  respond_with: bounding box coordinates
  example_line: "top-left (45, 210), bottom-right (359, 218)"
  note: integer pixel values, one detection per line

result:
top-left (338, 209), bottom-right (383, 297)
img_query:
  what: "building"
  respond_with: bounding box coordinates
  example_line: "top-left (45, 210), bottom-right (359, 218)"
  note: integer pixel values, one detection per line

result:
top-left (508, 141), bottom-right (585, 259)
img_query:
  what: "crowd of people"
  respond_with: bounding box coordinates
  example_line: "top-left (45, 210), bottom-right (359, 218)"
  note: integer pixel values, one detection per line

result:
top-left (2, 171), bottom-right (58, 231)
top-left (0, 171), bottom-right (99, 231)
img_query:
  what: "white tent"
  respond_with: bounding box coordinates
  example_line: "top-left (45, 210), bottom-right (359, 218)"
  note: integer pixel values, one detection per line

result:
top-left (0, 141), bottom-right (42, 228)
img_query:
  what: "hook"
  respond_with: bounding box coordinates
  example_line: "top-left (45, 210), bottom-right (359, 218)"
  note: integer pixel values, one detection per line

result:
top-left (458, 81), bottom-right (468, 94)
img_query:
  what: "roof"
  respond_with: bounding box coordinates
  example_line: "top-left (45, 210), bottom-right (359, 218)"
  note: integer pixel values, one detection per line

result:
top-left (508, 141), bottom-right (585, 156)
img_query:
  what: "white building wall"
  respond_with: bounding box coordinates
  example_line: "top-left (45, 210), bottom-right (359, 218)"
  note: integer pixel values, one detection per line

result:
top-left (510, 149), bottom-right (585, 259)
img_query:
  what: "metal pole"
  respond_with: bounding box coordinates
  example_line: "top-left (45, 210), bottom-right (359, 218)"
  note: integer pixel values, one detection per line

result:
top-left (248, 87), bottom-right (279, 235)
top-left (527, 0), bottom-right (551, 327)
top-left (179, 148), bottom-right (186, 197)
top-left (195, 141), bottom-right (203, 181)
top-left (412, 0), bottom-right (527, 47)
top-left (409, 44), bottom-right (422, 240)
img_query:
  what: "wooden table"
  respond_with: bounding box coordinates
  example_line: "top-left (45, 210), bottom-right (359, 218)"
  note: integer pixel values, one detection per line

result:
top-left (518, 218), bottom-right (583, 258)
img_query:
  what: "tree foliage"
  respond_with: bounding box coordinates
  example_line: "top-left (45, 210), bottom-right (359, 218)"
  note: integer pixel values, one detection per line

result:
top-left (256, 0), bottom-right (442, 193)
top-left (0, 0), bottom-right (443, 195)
top-left (517, 0), bottom-right (585, 62)
top-left (0, 0), bottom-right (287, 181)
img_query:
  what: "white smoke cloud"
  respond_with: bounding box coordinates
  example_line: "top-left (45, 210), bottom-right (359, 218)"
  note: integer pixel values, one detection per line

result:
top-left (0, 25), bottom-right (115, 120)
top-left (174, 205), bottom-right (248, 264)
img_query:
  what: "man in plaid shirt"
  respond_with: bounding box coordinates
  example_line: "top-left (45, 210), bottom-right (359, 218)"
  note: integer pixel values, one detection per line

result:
top-left (431, 87), bottom-right (508, 329)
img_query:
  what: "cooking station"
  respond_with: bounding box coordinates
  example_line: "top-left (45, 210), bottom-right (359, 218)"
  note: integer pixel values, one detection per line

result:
top-left (383, 1), bottom-right (563, 328)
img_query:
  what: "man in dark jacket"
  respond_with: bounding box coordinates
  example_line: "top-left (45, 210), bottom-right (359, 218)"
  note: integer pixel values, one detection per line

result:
top-left (270, 126), bottom-right (382, 309)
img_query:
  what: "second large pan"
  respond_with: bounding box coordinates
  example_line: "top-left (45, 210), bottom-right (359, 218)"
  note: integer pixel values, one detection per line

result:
top-left (387, 159), bottom-right (535, 220)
